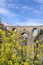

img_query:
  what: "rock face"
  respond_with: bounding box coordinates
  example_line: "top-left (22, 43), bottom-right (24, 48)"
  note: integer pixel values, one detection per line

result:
top-left (0, 20), bottom-right (43, 47)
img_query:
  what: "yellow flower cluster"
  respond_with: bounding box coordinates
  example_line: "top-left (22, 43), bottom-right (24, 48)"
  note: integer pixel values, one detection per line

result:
top-left (35, 60), bottom-right (39, 64)
top-left (0, 29), bottom-right (43, 65)
top-left (40, 44), bottom-right (43, 48)
top-left (5, 47), bottom-right (10, 54)
top-left (8, 60), bottom-right (13, 65)
top-left (24, 62), bottom-right (29, 65)
top-left (1, 57), bottom-right (5, 62)
top-left (11, 54), bottom-right (16, 60)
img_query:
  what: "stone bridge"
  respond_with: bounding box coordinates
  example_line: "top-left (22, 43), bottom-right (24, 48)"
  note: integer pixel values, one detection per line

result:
top-left (0, 19), bottom-right (43, 47)
top-left (7, 25), bottom-right (43, 47)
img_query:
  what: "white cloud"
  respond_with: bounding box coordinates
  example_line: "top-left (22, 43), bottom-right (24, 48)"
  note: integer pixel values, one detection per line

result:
top-left (39, 5), bottom-right (43, 10)
top-left (0, 8), bottom-right (19, 17)
top-left (33, 9), bottom-right (40, 14)
top-left (0, 0), bottom-right (6, 7)
top-left (6, 3), bottom-right (16, 9)
top-left (15, 18), bottom-right (43, 26)
top-left (0, 0), bottom-right (17, 9)
top-left (0, 0), bottom-right (20, 19)
top-left (22, 5), bottom-right (33, 11)
top-left (22, 6), bottom-right (28, 9)
top-left (0, 0), bottom-right (43, 26)
top-left (34, 0), bottom-right (43, 4)
top-left (33, 9), bottom-right (43, 18)
top-left (30, 5), bottom-right (43, 17)
top-left (0, 0), bottom-right (33, 12)
top-left (0, 0), bottom-right (16, 9)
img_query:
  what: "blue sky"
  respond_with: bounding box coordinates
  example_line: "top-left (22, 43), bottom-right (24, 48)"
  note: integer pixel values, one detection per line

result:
top-left (0, 0), bottom-right (43, 26)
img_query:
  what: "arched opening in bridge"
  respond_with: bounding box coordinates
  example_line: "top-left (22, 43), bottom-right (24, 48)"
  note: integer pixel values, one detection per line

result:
top-left (12, 28), bottom-right (16, 32)
top-left (21, 32), bottom-right (28, 56)
top-left (21, 32), bottom-right (28, 46)
top-left (7, 27), bottom-right (9, 30)
top-left (33, 28), bottom-right (38, 36)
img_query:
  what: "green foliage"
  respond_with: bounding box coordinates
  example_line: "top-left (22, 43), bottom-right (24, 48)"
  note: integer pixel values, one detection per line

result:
top-left (0, 29), bottom-right (43, 65)
top-left (34, 29), bottom-right (43, 42)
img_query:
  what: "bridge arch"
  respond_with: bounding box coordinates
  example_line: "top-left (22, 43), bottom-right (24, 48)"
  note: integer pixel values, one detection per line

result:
top-left (12, 28), bottom-right (16, 32)
top-left (32, 28), bottom-right (39, 36)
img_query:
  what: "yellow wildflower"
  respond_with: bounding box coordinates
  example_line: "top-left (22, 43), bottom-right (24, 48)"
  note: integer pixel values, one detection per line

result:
top-left (24, 62), bottom-right (29, 65)
top-left (35, 60), bottom-right (39, 64)
top-left (37, 54), bottom-right (40, 58)
top-left (30, 55), bottom-right (34, 59)
top-left (8, 60), bottom-right (13, 65)
top-left (11, 54), bottom-right (16, 60)
top-left (1, 57), bottom-right (5, 62)
top-left (18, 46), bottom-right (22, 50)
top-left (5, 43), bottom-right (11, 47)
top-left (17, 56), bottom-right (21, 61)
top-left (31, 47), bottom-right (34, 51)
top-left (14, 62), bottom-right (19, 65)
top-left (5, 47), bottom-right (10, 54)
top-left (32, 64), bottom-right (34, 65)
top-left (41, 44), bottom-right (43, 48)
top-left (16, 43), bottom-right (19, 47)
top-left (36, 40), bottom-right (38, 43)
